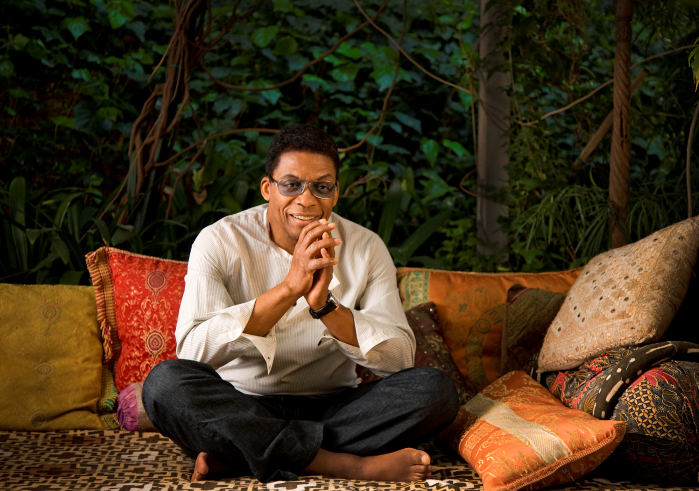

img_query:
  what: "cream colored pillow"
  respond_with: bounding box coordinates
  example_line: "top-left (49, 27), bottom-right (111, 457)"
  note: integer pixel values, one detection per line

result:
top-left (0, 284), bottom-right (105, 430)
top-left (538, 217), bottom-right (699, 372)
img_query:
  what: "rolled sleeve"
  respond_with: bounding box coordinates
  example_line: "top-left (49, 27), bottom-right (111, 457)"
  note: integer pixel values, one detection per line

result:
top-left (320, 236), bottom-right (415, 376)
top-left (175, 231), bottom-right (277, 371)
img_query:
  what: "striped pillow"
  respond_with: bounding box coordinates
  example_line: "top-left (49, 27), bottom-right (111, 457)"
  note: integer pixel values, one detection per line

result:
top-left (439, 371), bottom-right (625, 491)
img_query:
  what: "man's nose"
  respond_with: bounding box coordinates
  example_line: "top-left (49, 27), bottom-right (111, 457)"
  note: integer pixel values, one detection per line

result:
top-left (294, 185), bottom-right (319, 206)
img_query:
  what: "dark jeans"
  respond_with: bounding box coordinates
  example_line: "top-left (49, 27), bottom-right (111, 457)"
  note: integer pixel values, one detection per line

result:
top-left (142, 359), bottom-right (459, 482)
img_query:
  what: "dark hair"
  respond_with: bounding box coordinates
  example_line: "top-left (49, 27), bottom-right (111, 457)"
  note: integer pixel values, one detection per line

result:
top-left (265, 124), bottom-right (340, 179)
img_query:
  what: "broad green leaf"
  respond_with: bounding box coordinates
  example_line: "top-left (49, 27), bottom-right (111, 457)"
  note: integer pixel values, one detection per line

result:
top-left (94, 219), bottom-right (111, 244)
top-left (394, 112), bottom-right (422, 133)
top-left (0, 59), bottom-right (15, 79)
top-left (26, 229), bottom-right (41, 245)
top-left (273, 0), bottom-right (292, 11)
top-left (336, 42), bottom-right (361, 60)
top-left (8, 88), bottom-right (30, 99)
top-left (392, 210), bottom-right (451, 264)
top-left (96, 106), bottom-right (122, 121)
top-left (421, 139), bottom-right (439, 165)
top-left (273, 36), bottom-right (298, 55)
top-left (247, 79), bottom-right (281, 104)
top-left (251, 26), bottom-right (279, 48)
top-left (362, 44), bottom-right (411, 91)
top-left (59, 271), bottom-right (83, 285)
top-left (107, 0), bottom-right (135, 29)
top-left (330, 63), bottom-right (359, 83)
top-left (12, 34), bottom-right (29, 50)
top-left (9, 177), bottom-right (28, 269)
top-left (61, 17), bottom-right (90, 40)
top-left (51, 116), bottom-right (76, 129)
top-left (443, 139), bottom-right (470, 157)
top-left (301, 74), bottom-right (330, 92)
top-left (72, 68), bottom-right (90, 81)
top-left (26, 39), bottom-right (46, 60)
top-left (111, 227), bottom-right (133, 245)
top-left (50, 235), bottom-right (71, 265)
top-left (54, 192), bottom-right (83, 229)
top-left (377, 177), bottom-right (403, 245)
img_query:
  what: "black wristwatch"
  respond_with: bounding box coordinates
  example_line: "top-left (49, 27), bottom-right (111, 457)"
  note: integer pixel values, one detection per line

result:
top-left (309, 291), bottom-right (339, 319)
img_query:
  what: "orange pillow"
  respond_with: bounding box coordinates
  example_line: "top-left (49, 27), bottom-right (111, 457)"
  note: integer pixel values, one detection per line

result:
top-left (397, 268), bottom-right (579, 391)
top-left (439, 371), bottom-right (625, 491)
top-left (86, 247), bottom-right (187, 391)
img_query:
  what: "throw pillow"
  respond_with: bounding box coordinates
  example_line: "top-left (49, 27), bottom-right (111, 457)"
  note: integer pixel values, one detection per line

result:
top-left (0, 284), bottom-right (105, 430)
top-left (439, 371), bottom-right (625, 491)
top-left (86, 247), bottom-right (187, 391)
top-left (397, 268), bottom-right (579, 391)
top-left (543, 343), bottom-right (699, 485)
top-left (356, 302), bottom-right (476, 405)
top-left (538, 217), bottom-right (699, 372)
top-left (500, 285), bottom-right (566, 374)
top-left (116, 382), bottom-right (157, 432)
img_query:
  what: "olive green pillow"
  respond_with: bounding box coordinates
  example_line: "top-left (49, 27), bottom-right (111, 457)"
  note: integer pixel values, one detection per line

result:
top-left (0, 284), bottom-right (105, 430)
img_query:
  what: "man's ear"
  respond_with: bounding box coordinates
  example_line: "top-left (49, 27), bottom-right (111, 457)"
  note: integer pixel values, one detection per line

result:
top-left (260, 176), bottom-right (271, 201)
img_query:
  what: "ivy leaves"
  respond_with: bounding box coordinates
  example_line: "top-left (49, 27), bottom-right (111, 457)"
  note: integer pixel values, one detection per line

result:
top-left (107, 0), bottom-right (136, 29)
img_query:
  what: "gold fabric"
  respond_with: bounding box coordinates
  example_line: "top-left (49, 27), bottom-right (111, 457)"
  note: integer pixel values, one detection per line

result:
top-left (539, 217), bottom-right (699, 372)
top-left (0, 284), bottom-right (105, 430)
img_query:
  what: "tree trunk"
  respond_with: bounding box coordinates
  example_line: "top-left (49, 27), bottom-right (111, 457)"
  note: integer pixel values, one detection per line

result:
top-left (610, 0), bottom-right (633, 248)
top-left (477, 0), bottom-right (510, 256)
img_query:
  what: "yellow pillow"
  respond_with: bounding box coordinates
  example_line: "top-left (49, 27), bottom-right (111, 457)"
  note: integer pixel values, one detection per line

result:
top-left (0, 284), bottom-right (105, 430)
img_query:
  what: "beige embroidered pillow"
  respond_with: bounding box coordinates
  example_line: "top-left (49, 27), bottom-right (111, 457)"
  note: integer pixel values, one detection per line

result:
top-left (538, 217), bottom-right (699, 372)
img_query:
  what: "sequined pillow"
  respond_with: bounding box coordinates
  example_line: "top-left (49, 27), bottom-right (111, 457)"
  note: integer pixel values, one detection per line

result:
top-left (86, 247), bottom-right (187, 392)
top-left (397, 268), bottom-right (579, 391)
top-left (538, 217), bottom-right (699, 372)
top-left (356, 302), bottom-right (476, 405)
top-left (439, 371), bottom-right (625, 491)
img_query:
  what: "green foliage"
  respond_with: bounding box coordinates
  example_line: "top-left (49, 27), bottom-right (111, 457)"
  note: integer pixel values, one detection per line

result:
top-left (1, 0), bottom-right (698, 286)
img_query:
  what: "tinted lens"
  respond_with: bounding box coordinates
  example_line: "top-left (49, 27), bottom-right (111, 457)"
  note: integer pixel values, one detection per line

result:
top-left (309, 181), bottom-right (336, 198)
top-left (277, 179), bottom-right (304, 196)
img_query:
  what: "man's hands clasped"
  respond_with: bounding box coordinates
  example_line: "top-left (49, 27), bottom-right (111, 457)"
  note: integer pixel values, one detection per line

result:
top-left (284, 219), bottom-right (341, 311)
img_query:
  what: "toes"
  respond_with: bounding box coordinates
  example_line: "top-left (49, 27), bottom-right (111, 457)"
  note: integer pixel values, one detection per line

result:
top-left (410, 464), bottom-right (432, 479)
top-left (413, 450), bottom-right (430, 465)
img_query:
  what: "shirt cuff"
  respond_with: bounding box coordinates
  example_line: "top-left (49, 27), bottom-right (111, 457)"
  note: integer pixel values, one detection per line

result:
top-left (212, 298), bottom-right (278, 373)
top-left (317, 309), bottom-right (393, 363)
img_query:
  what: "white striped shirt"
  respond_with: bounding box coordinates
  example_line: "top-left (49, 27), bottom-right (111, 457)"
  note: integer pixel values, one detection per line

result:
top-left (175, 204), bottom-right (415, 396)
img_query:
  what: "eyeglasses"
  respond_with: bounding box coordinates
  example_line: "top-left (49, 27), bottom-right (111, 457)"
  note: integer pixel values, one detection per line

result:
top-left (268, 175), bottom-right (337, 199)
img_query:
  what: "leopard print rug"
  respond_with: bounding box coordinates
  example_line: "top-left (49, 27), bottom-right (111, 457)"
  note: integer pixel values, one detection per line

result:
top-left (0, 430), bottom-right (676, 491)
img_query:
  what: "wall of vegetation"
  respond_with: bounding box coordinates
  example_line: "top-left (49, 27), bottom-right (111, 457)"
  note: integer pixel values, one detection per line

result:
top-left (1, 0), bottom-right (698, 285)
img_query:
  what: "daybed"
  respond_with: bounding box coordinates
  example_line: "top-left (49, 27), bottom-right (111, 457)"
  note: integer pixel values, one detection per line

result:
top-left (1, 217), bottom-right (698, 491)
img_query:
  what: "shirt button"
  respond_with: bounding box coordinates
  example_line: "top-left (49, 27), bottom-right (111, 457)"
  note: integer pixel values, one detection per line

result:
top-left (293, 302), bottom-right (297, 307)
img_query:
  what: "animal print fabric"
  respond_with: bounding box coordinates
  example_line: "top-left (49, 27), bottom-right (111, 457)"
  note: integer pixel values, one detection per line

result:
top-left (0, 430), bottom-right (664, 490)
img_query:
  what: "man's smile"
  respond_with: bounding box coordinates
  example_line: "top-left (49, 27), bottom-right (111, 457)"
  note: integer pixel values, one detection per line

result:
top-left (290, 214), bottom-right (321, 222)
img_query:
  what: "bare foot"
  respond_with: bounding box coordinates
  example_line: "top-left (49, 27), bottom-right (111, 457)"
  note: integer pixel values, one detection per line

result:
top-left (304, 447), bottom-right (431, 482)
top-left (191, 452), bottom-right (229, 482)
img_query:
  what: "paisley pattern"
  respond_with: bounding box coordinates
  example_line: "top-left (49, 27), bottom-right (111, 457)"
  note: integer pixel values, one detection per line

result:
top-left (439, 371), bottom-right (625, 491)
top-left (355, 302), bottom-right (476, 405)
top-left (39, 301), bottom-right (61, 336)
top-left (97, 249), bottom-right (188, 392)
top-left (540, 344), bottom-right (699, 484)
top-left (33, 361), bottom-right (55, 390)
top-left (396, 268), bottom-right (580, 392)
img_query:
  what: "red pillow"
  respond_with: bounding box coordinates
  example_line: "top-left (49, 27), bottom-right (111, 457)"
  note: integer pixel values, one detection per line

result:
top-left (86, 247), bottom-right (187, 391)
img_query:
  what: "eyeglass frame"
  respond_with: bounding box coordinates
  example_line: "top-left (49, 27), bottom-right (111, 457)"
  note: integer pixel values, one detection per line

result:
top-left (267, 174), bottom-right (338, 200)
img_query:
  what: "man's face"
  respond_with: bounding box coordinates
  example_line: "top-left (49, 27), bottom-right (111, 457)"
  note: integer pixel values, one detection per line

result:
top-left (260, 151), bottom-right (339, 248)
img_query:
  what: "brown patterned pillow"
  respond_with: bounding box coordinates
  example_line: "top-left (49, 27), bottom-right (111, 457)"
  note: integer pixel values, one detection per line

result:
top-left (500, 285), bottom-right (566, 374)
top-left (357, 302), bottom-right (476, 405)
top-left (538, 217), bottom-right (699, 372)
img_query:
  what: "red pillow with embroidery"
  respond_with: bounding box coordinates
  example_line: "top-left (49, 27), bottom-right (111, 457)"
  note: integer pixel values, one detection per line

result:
top-left (86, 247), bottom-right (187, 391)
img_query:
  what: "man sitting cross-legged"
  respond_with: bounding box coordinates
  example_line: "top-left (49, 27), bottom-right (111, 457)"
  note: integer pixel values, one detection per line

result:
top-left (142, 124), bottom-right (459, 484)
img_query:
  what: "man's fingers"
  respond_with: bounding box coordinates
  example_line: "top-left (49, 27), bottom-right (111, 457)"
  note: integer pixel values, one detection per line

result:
top-left (300, 220), bottom-right (336, 248)
top-left (307, 257), bottom-right (338, 271)
top-left (306, 238), bottom-right (340, 258)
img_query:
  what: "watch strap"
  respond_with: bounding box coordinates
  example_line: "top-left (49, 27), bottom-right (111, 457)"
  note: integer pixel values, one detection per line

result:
top-left (309, 292), bottom-right (339, 319)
